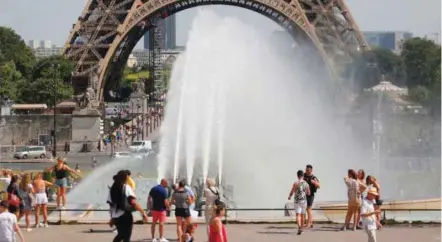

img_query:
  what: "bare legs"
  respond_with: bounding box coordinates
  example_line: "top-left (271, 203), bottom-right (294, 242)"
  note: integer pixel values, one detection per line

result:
top-left (306, 207), bottom-right (313, 227)
top-left (34, 204), bottom-right (48, 226)
top-left (56, 186), bottom-right (67, 207)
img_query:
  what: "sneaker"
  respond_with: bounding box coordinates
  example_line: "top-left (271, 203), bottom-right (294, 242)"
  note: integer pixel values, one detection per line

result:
top-left (26, 228), bottom-right (32, 232)
top-left (159, 238), bottom-right (169, 242)
top-left (152, 239), bottom-right (159, 242)
top-left (340, 226), bottom-right (346, 231)
top-left (33, 224), bottom-right (40, 228)
top-left (43, 223), bottom-right (49, 228)
top-left (297, 229), bottom-right (303, 235)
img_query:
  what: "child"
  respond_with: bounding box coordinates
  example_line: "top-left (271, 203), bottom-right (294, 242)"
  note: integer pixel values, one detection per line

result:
top-left (182, 223), bottom-right (197, 242)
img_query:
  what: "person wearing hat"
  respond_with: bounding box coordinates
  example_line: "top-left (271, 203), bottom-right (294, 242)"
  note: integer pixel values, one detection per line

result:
top-left (0, 201), bottom-right (25, 242)
top-left (360, 187), bottom-right (382, 242)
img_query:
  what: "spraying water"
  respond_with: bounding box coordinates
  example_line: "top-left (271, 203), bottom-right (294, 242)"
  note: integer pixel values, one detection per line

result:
top-left (157, 8), bottom-right (364, 209)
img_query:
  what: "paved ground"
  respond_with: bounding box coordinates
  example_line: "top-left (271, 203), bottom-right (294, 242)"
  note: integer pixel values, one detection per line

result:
top-left (24, 224), bottom-right (440, 242)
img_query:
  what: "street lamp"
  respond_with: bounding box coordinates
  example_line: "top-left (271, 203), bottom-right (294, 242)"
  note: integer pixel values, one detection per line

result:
top-left (136, 98), bottom-right (140, 141)
top-left (51, 64), bottom-right (60, 158)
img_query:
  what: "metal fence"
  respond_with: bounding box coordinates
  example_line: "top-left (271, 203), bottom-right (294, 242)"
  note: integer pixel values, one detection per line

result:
top-left (48, 207), bottom-right (441, 225)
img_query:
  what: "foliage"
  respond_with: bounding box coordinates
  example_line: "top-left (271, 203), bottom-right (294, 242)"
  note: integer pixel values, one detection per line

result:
top-left (407, 85), bottom-right (431, 103)
top-left (0, 26), bottom-right (74, 106)
top-left (0, 27), bottom-right (36, 78)
top-left (370, 47), bottom-right (406, 86)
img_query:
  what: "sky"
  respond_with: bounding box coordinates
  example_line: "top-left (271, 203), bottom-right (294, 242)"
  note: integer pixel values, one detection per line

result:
top-left (0, 0), bottom-right (440, 48)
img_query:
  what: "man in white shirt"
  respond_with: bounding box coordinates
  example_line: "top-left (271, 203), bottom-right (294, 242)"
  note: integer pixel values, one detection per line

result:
top-left (0, 201), bottom-right (25, 242)
top-left (360, 187), bottom-right (382, 242)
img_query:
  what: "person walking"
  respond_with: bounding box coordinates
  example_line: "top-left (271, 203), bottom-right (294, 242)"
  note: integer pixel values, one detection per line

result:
top-left (303, 164), bottom-right (320, 228)
top-left (107, 170), bottom-right (148, 242)
top-left (170, 180), bottom-right (191, 242)
top-left (208, 205), bottom-right (227, 242)
top-left (147, 178), bottom-right (170, 242)
top-left (366, 175), bottom-right (382, 228)
top-left (0, 201), bottom-right (25, 242)
top-left (6, 175), bottom-right (22, 218)
top-left (360, 187), bottom-right (382, 242)
top-left (288, 170), bottom-right (310, 235)
top-left (45, 157), bottom-right (81, 210)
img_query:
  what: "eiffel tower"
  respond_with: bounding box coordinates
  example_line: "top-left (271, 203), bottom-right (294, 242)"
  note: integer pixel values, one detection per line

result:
top-left (63, 0), bottom-right (369, 104)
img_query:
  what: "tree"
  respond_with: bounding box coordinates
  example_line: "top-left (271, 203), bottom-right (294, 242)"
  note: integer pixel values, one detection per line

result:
top-left (0, 27), bottom-right (36, 78)
top-left (0, 61), bottom-right (22, 101)
top-left (17, 78), bottom-right (73, 106)
top-left (401, 37), bottom-right (441, 89)
top-left (32, 55), bottom-right (74, 84)
top-left (370, 47), bottom-right (406, 86)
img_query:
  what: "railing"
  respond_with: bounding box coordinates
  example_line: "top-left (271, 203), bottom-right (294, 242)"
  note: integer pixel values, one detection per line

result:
top-left (48, 207), bottom-right (441, 225)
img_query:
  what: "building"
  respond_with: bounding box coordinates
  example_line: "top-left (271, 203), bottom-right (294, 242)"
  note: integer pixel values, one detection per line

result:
top-left (32, 46), bottom-right (64, 58)
top-left (27, 40), bottom-right (63, 58)
top-left (127, 54), bottom-right (138, 67)
top-left (143, 15), bottom-right (177, 50)
top-left (131, 49), bottom-right (182, 67)
top-left (363, 31), bottom-right (413, 54)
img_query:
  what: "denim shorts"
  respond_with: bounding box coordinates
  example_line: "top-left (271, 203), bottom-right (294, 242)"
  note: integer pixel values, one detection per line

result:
top-left (55, 178), bottom-right (68, 187)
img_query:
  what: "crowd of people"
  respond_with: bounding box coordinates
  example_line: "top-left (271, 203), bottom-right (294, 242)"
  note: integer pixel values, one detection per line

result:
top-left (288, 165), bottom-right (382, 242)
top-left (107, 170), bottom-right (227, 242)
top-left (0, 156), bottom-right (82, 242)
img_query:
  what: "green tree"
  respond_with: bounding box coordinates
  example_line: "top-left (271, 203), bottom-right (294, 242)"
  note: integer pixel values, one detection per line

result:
top-left (0, 61), bottom-right (22, 101)
top-left (16, 56), bottom-right (74, 105)
top-left (0, 27), bottom-right (36, 78)
top-left (401, 37), bottom-right (441, 88)
top-left (18, 78), bottom-right (73, 106)
top-left (371, 47), bottom-right (406, 86)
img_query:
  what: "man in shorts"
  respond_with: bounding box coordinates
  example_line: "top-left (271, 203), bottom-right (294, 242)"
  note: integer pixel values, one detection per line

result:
top-left (148, 178), bottom-right (170, 242)
top-left (304, 164), bottom-right (320, 228)
top-left (288, 170), bottom-right (310, 235)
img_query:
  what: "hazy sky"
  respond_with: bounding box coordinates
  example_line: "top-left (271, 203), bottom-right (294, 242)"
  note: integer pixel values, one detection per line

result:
top-left (0, 0), bottom-right (440, 48)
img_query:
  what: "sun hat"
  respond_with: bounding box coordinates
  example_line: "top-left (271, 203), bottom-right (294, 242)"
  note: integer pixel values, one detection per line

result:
top-left (367, 187), bottom-right (379, 196)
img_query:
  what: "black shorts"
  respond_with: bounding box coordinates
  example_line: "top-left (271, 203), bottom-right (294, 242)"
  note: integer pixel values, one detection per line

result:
top-left (175, 208), bottom-right (190, 218)
top-left (306, 195), bottom-right (315, 207)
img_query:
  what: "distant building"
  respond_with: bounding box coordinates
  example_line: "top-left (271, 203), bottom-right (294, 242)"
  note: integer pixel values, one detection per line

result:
top-left (144, 15), bottom-right (177, 50)
top-left (127, 54), bottom-right (138, 67)
top-left (131, 49), bottom-right (182, 67)
top-left (27, 40), bottom-right (63, 58)
top-left (32, 46), bottom-right (63, 58)
top-left (363, 31), bottom-right (413, 54)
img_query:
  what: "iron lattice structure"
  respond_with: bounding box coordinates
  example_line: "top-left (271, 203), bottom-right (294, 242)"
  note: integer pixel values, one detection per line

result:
top-left (64, 0), bottom-right (369, 104)
top-left (147, 17), bottom-right (165, 99)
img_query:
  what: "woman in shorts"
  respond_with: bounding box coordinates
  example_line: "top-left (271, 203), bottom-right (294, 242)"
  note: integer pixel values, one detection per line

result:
top-left (171, 180), bottom-right (191, 241)
top-left (33, 172), bottom-right (53, 228)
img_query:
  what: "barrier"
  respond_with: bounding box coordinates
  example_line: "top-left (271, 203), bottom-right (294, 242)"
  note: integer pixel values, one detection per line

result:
top-left (47, 207), bottom-right (441, 225)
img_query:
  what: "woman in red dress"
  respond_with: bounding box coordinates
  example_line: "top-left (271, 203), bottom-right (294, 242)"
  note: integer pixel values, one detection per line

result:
top-left (208, 205), bottom-right (227, 242)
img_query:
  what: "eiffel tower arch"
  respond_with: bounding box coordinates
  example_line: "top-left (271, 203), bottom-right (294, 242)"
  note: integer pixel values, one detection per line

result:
top-left (63, 0), bottom-right (369, 104)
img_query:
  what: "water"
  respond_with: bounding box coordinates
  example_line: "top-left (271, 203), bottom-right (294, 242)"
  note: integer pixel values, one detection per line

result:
top-left (157, 9), bottom-right (363, 209)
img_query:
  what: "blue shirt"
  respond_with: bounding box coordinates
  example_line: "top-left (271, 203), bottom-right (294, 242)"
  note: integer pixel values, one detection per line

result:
top-left (184, 186), bottom-right (195, 197)
top-left (149, 185), bottom-right (168, 211)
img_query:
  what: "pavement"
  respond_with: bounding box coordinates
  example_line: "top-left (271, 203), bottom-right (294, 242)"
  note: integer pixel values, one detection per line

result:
top-left (23, 224), bottom-right (441, 242)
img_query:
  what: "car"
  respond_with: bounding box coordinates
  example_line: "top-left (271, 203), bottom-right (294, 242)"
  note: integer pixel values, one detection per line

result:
top-left (14, 146), bottom-right (47, 159)
top-left (111, 152), bottom-right (142, 159)
top-left (128, 140), bottom-right (152, 153)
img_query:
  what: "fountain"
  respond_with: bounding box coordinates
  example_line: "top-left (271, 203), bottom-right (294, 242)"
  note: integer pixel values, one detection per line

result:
top-left (60, 8), bottom-right (439, 223)
top-left (157, 9), bottom-right (364, 215)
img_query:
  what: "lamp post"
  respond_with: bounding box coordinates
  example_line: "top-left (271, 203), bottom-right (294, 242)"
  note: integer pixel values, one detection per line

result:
top-left (136, 98), bottom-right (140, 141)
top-left (142, 94), bottom-right (148, 140)
top-left (51, 64), bottom-right (59, 158)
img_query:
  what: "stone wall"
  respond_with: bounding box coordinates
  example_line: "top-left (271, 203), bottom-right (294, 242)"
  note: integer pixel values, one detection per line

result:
top-left (0, 114), bottom-right (72, 146)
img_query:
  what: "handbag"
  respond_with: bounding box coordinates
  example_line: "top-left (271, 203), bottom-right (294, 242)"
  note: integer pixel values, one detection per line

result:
top-left (209, 187), bottom-right (224, 207)
top-left (8, 188), bottom-right (20, 208)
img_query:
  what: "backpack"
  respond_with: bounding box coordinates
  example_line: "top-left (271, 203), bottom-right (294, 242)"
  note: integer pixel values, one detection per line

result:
top-left (209, 187), bottom-right (224, 207)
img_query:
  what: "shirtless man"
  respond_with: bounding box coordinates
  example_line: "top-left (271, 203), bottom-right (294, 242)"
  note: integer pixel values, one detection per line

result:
top-left (32, 173), bottom-right (53, 228)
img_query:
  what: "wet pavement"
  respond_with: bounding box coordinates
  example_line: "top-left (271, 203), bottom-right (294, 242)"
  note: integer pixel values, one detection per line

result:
top-left (24, 224), bottom-right (441, 242)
